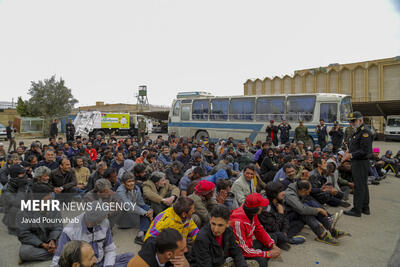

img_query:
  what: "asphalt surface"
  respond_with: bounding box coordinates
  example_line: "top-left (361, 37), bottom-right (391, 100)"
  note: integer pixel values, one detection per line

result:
top-left (0, 138), bottom-right (400, 267)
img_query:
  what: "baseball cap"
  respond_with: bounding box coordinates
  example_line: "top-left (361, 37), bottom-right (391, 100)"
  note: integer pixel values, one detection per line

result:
top-left (244, 193), bottom-right (269, 208)
top-left (386, 150), bottom-right (393, 155)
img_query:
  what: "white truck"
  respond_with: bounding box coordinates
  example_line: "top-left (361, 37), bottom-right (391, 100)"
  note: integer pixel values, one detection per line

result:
top-left (73, 111), bottom-right (152, 138)
top-left (384, 115), bottom-right (400, 141)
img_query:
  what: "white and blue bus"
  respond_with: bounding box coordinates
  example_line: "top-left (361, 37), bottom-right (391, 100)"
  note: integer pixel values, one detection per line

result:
top-left (168, 92), bottom-right (352, 145)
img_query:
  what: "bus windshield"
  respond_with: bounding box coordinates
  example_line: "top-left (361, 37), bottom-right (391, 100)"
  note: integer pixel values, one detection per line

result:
top-left (340, 97), bottom-right (352, 122)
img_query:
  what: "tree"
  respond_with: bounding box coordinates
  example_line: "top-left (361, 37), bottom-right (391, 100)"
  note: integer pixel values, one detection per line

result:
top-left (26, 75), bottom-right (78, 119)
top-left (16, 96), bottom-right (29, 117)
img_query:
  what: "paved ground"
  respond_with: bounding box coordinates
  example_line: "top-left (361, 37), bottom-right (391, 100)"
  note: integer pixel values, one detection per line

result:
top-left (0, 138), bottom-right (400, 267)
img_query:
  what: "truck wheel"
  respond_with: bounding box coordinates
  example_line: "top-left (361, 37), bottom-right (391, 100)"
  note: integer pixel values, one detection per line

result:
top-left (195, 130), bottom-right (209, 142)
top-left (94, 130), bottom-right (106, 138)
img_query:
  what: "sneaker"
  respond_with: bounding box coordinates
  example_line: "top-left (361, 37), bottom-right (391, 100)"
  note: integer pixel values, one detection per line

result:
top-left (331, 229), bottom-right (346, 239)
top-left (315, 233), bottom-right (339, 246)
top-left (134, 235), bottom-right (145, 245)
top-left (289, 235), bottom-right (306, 245)
top-left (331, 210), bottom-right (343, 230)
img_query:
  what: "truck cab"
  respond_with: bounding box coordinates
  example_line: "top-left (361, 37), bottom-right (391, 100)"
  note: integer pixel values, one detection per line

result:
top-left (384, 115), bottom-right (400, 141)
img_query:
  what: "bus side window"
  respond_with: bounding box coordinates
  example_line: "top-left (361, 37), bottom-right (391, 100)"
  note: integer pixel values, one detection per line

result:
top-left (210, 99), bottom-right (228, 121)
top-left (173, 101), bottom-right (181, 117)
top-left (256, 97), bottom-right (285, 121)
top-left (320, 103), bottom-right (337, 123)
top-left (230, 98), bottom-right (255, 121)
top-left (181, 105), bottom-right (191, 121)
top-left (192, 100), bottom-right (209, 120)
top-left (287, 96), bottom-right (316, 122)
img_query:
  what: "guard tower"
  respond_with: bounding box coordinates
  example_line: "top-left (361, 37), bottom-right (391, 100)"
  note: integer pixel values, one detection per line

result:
top-left (136, 85), bottom-right (150, 111)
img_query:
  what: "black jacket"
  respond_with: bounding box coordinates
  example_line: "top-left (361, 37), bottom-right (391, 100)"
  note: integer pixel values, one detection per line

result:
top-left (192, 223), bottom-right (247, 267)
top-left (260, 156), bottom-right (278, 175)
top-left (17, 210), bottom-right (63, 247)
top-left (316, 125), bottom-right (328, 143)
top-left (50, 122), bottom-right (58, 137)
top-left (329, 127), bottom-right (344, 148)
top-left (278, 124), bottom-right (291, 141)
top-left (165, 166), bottom-right (183, 186)
top-left (266, 125), bottom-right (279, 141)
top-left (258, 204), bottom-right (289, 234)
top-left (0, 163), bottom-right (10, 185)
top-left (6, 126), bottom-right (13, 139)
top-left (66, 123), bottom-right (75, 136)
top-left (49, 168), bottom-right (77, 191)
top-left (139, 237), bottom-right (173, 267)
top-left (86, 171), bottom-right (103, 192)
top-left (348, 124), bottom-right (373, 160)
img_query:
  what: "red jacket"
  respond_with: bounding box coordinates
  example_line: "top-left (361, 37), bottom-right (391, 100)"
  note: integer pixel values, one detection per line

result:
top-left (230, 206), bottom-right (275, 258)
top-left (85, 148), bottom-right (97, 161)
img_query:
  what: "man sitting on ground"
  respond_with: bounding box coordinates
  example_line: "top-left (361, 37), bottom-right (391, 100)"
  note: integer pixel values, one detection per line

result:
top-left (17, 183), bottom-right (63, 264)
top-left (128, 228), bottom-right (189, 267)
top-left (142, 171), bottom-right (180, 216)
top-left (116, 172), bottom-right (153, 245)
top-left (51, 201), bottom-right (134, 267)
top-left (144, 197), bottom-right (199, 243)
top-left (284, 180), bottom-right (347, 246)
top-left (230, 193), bottom-right (281, 266)
top-left (58, 240), bottom-right (97, 267)
top-left (258, 181), bottom-right (305, 252)
top-left (188, 180), bottom-right (218, 228)
top-left (50, 158), bottom-right (77, 200)
top-left (192, 205), bottom-right (252, 267)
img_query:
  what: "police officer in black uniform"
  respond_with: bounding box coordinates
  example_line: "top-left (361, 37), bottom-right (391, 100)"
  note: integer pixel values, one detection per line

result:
top-left (278, 120), bottom-right (291, 144)
top-left (66, 118), bottom-right (76, 142)
top-left (343, 111), bottom-right (373, 217)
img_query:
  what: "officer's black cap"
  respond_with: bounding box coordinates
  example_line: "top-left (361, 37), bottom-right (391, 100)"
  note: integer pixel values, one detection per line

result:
top-left (348, 111), bottom-right (363, 121)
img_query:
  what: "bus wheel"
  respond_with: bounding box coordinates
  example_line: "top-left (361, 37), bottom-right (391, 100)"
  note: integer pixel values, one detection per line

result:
top-left (195, 130), bottom-right (209, 142)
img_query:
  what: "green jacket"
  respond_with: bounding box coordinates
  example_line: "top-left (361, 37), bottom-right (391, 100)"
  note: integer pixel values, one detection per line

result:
top-left (138, 120), bottom-right (147, 132)
top-left (188, 193), bottom-right (217, 227)
top-left (294, 126), bottom-right (308, 143)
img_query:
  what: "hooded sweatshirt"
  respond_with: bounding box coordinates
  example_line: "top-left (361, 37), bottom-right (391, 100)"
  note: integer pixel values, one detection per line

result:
top-left (117, 159), bottom-right (136, 181)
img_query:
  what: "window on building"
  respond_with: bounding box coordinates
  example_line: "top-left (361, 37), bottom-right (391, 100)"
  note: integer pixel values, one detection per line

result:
top-left (287, 96), bottom-right (316, 122)
top-left (192, 100), bottom-right (209, 120)
top-left (320, 103), bottom-right (338, 123)
top-left (256, 97), bottom-right (285, 121)
top-left (210, 99), bottom-right (229, 120)
top-left (229, 98), bottom-right (255, 121)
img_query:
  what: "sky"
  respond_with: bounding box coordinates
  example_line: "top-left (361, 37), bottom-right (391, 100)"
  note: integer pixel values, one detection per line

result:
top-left (0, 0), bottom-right (399, 107)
